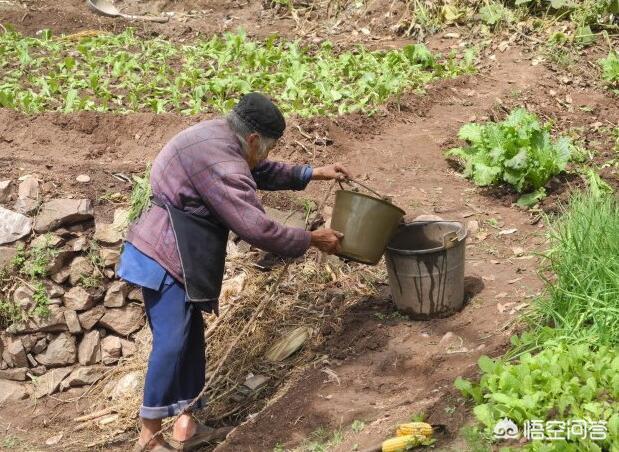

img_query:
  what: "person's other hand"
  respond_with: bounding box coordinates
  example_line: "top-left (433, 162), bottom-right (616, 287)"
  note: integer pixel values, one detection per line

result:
top-left (312, 163), bottom-right (351, 181)
top-left (310, 228), bottom-right (344, 254)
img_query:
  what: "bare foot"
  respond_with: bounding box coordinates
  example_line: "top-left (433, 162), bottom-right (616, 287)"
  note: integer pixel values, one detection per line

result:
top-left (139, 418), bottom-right (168, 450)
top-left (172, 414), bottom-right (197, 442)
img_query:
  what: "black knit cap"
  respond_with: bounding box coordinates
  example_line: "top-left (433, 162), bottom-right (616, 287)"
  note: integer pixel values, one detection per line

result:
top-left (232, 92), bottom-right (286, 139)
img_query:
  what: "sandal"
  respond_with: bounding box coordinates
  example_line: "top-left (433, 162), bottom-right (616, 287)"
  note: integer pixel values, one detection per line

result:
top-left (168, 424), bottom-right (233, 451)
top-left (132, 439), bottom-right (177, 452)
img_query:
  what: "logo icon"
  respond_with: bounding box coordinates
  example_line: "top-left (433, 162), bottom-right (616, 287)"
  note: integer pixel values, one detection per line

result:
top-left (494, 418), bottom-right (519, 439)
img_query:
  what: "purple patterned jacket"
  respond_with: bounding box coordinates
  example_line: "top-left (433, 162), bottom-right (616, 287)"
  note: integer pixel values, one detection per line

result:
top-left (126, 118), bottom-right (312, 283)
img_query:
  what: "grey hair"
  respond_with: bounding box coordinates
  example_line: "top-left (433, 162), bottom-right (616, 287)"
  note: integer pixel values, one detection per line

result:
top-left (227, 110), bottom-right (253, 138)
top-left (226, 111), bottom-right (276, 155)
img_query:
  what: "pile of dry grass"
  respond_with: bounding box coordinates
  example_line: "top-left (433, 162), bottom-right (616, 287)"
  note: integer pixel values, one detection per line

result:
top-left (80, 248), bottom-right (385, 446)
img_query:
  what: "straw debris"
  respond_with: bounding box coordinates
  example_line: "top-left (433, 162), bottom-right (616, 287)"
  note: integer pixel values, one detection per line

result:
top-left (81, 249), bottom-right (384, 444)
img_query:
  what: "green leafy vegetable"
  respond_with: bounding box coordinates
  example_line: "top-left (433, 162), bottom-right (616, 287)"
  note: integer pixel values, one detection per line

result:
top-left (446, 108), bottom-right (574, 206)
top-left (479, 3), bottom-right (513, 26)
top-left (599, 50), bottom-right (619, 91)
top-left (0, 27), bottom-right (475, 117)
top-left (456, 344), bottom-right (619, 451)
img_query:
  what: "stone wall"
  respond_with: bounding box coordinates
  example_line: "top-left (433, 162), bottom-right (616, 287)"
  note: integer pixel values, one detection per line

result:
top-left (0, 176), bottom-right (144, 403)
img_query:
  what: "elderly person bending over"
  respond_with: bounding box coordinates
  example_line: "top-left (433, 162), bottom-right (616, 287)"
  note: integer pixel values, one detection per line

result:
top-left (118, 93), bottom-right (349, 451)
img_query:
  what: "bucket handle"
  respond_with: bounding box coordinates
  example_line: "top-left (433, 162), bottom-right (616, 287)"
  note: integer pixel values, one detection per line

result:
top-left (338, 177), bottom-right (390, 201)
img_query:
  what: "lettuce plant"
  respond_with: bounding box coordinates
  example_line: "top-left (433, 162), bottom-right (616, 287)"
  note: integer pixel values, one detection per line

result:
top-left (446, 108), bottom-right (573, 206)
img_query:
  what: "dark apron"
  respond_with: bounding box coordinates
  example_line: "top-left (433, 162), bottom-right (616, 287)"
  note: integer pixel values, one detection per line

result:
top-left (152, 197), bottom-right (229, 314)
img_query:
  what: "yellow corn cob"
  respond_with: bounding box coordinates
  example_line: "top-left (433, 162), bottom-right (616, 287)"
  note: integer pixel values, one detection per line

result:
top-left (395, 422), bottom-right (433, 438)
top-left (381, 434), bottom-right (423, 452)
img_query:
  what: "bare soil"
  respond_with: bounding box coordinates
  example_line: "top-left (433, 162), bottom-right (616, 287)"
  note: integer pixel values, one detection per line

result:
top-left (1, 2), bottom-right (618, 452)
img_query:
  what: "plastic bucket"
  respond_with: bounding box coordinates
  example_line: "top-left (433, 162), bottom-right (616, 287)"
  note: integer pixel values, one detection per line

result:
top-left (385, 221), bottom-right (467, 319)
top-left (330, 190), bottom-right (405, 265)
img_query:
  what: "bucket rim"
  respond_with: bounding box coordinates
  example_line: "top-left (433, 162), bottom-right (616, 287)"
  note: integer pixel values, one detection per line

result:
top-left (335, 189), bottom-right (406, 216)
top-left (386, 220), bottom-right (468, 255)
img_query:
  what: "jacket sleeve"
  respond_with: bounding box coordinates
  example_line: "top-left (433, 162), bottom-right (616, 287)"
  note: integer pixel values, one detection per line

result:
top-left (251, 160), bottom-right (313, 191)
top-left (190, 161), bottom-right (312, 257)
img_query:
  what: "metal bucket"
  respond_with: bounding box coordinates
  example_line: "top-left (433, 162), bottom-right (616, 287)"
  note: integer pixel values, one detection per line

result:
top-left (385, 221), bottom-right (467, 319)
top-left (330, 190), bottom-right (405, 265)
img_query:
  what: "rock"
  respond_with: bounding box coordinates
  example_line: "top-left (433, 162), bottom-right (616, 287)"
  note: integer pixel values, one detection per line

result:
top-left (413, 214), bottom-right (443, 222)
top-left (40, 181), bottom-right (55, 194)
top-left (104, 268), bottom-right (115, 279)
top-left (14, 176), bottom-right (39, 214)
top-left (32, 338), bottom-right (47, 354)
top-left (94, 223), bottom-right (123, 245)
top-left (0, 367), bottom-right (27, 381)
top-left (45, 433), bottom-right (63, 447)
top-left (34, 367), bottom-right (72, 398)
top-left (103, 281), bottom-right (129, 308)
top-left (78, 306), bottom-right (105, 330)
top-left (50, 266), bottom-right (69, 284)
top-left (0, 246), bottom-right (17, 269)
top-left (0, 207), bottom-right (32, 245)
top-left (113, 208), bottom-right (129, 227)
top-left (47, 250), bottom-right (76, 282)
top-left (243, 374), bottom-right (270, 391)
top-left (68, 236), bottom-right (88, 252)
top-left (499, 228), bottom-right (518, 236)
top-left (100, 248), bottom-right (120, 268)
top-left (94, 208), bottom-right (128, 245)
top-left (64, 310), bottom-right (82, 334)
top-left (17, 176), bottom-right (39, 200)
top-left (48, 298), bottom-right (62, 306)
top-left (6, 305), bottom-right (67, 334)
top-left (0, 180), bottom-right (12, 203)
top-left (128, 287), bottom-right (143, 303)
top-left (438, 331), bottom-right (466, 352)
top-left (45, 281), bottom-right (64, 298)
top-left (34, 199), bottom-right (94, 233)
top-left (63, 286), bottom-right (95, 311)
top-left (101, 335), bottom-right (122, 365)
top-left (30, 365), bottom-right (47, 376)
top-left (35, 333), bottom-right (76, 367)
top-left (68, 256), bottom-right (94, 286)
top-left (31, 234), bottom-right (64, 250)
top-left (20, 335), bottom-right (38, 353)
top-left (512, 246), bottom-right (525, 257)
top-left (0, 380), bottom-right (28, 403)
top-left (111, 371), bottom-right (142, 400)
top-left (78, 330), bottom-right (101, 365)
top-left (6, 339), bottom-right (28, 368)
top-left (76, 174), bottom-right (91, 184)
top-left (99, 304), bottom-right (145, 336)
top-left (61, 366), bottom-right (104, 389)
top-left (14, 197), bottom-right (38, 215)
top-left (13, 285), bottom-right (34, 310)
top-left (467, 220), bottom-right (479, 235)
top-left (27, 353), bottom-right (38, 367)
top-left (119, 339), bottom-right (136, 357)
